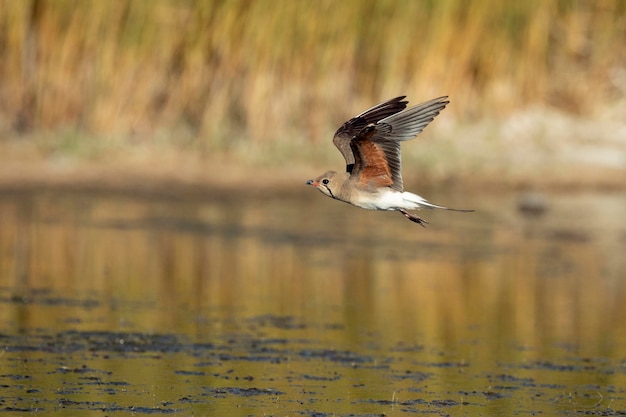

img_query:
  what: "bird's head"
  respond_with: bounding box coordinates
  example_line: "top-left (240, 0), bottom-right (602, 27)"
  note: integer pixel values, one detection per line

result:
top-left (306, 171), bottom-right (346, 200)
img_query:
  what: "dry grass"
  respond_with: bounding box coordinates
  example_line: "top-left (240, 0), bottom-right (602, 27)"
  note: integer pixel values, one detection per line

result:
top-left (0, 0), bottom-right (625, 188)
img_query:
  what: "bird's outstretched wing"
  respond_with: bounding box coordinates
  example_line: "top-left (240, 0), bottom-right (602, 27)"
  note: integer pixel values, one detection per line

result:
top-left (349, 96), bottom-right (449, 192)
top-left (333, 96), bottom-right (408, 173)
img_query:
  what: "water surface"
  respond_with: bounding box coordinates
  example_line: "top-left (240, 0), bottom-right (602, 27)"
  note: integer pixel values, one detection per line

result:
top-left (0, 188), bottom-right (625, 415)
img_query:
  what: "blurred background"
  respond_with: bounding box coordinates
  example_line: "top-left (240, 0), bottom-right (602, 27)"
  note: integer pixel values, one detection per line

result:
top-left (1, 0), bottom-right (625, 189)
top-left (1, 2), bottom-right (626, 414)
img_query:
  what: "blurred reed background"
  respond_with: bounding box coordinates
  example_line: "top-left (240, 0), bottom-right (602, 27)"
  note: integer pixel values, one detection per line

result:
top-left (1, 0), bottom-right (625, 188)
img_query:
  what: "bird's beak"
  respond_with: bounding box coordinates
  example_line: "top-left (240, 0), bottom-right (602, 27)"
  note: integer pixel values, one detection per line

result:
top-left (306, 179), bottom-right (318, 187)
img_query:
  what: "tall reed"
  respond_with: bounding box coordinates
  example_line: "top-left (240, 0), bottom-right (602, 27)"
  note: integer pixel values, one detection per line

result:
top-left (1, 0), bottom-right (624, 146)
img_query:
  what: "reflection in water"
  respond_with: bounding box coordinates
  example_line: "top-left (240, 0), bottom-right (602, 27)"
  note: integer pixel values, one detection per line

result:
top-left (0, 189), bottom-right (625, 415)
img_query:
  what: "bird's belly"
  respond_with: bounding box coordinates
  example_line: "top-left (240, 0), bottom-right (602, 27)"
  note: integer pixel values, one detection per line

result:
top-left (351, 189), bottom-right (404, 211)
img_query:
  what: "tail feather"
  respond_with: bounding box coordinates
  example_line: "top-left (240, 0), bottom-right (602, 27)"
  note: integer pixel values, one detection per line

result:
top-left (402, 191), bottom-right (474, 212)
top-left (420, 200), bottom-right (474, 212)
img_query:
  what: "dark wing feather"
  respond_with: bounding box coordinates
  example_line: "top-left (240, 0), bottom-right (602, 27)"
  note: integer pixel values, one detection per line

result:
top-left (374, 96), bottom-right (449, 141)
top-left (333, 96), bottom-right (408, 172)
top-left (350, 96), bottom-right (449, 192)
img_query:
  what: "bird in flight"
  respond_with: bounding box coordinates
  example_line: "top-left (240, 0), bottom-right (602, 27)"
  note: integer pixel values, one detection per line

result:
top-left (307, 96), bottom-right (473, 226)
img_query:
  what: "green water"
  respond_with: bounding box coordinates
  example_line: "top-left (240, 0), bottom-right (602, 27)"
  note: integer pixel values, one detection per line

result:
top-left (0, 189), bottom-right (624, 416)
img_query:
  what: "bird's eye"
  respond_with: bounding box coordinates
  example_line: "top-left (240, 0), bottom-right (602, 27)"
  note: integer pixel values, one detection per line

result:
top-left (322, 179), bottom-right (329, 185)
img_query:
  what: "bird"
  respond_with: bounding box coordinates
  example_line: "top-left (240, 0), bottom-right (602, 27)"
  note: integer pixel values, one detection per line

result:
top-left (307, 96), bottom-right (473, 227)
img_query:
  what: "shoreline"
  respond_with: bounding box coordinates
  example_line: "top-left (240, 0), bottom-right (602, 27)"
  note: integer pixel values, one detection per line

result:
top-left (2, 107), bottom-right (625, 198)
top-left (1, 159), bottom-right (624, 200)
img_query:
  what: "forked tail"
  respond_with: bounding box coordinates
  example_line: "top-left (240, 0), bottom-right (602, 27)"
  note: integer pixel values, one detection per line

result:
top-left (402, 191), bottom-right (474, 212)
